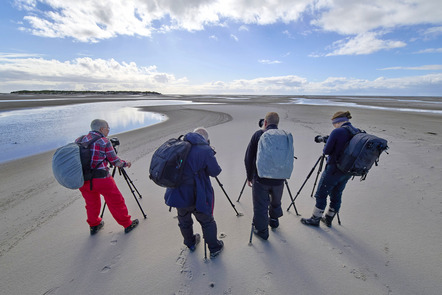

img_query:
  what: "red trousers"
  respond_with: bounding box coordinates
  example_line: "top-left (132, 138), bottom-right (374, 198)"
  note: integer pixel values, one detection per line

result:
top-left (79, 176), bottom-right (132, 228)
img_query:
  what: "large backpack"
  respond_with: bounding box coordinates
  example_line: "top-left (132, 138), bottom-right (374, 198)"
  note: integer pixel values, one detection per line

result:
top-left (256, 129), bottom-right (294, 179)
top-left (149, 135), bottom-right (192, 188)
top-left (52, 136), bottom-right (102, 189)
top-left (337, 126), bottom-right (389, 180)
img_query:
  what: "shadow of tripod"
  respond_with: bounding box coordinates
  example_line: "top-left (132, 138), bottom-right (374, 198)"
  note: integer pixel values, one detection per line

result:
top-left (100, 166), bottom-right (147, 219)
top-left (286, 154), bottom-right (341, 225)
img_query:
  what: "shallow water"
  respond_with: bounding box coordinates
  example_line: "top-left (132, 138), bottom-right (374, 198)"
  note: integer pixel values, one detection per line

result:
top-left (0, 99), bottom-right (192, 163)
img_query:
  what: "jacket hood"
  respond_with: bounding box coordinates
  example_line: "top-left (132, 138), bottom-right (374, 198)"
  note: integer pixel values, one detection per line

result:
top-left (184, 132), bottom-right (208, 145)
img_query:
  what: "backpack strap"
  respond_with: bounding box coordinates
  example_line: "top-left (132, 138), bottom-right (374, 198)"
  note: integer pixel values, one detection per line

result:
top-left (83, 135), bottom-right (104, 190)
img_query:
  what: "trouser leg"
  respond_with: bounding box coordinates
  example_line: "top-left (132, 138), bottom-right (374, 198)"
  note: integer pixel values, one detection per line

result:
top-left (252, 181), bottom-right (270, 234)
top-left (177, 207), bottom-right (195, 247)
top-left (79, 182), bottom-right (102, 227)
top-left (193, 210), bottom-right (221, 252)
top-left (93, 177), bottom-right (132, 228)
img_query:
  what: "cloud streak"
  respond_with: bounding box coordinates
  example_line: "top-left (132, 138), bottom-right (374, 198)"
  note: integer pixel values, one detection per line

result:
top-left (1, 55), bottom-right (441, 95)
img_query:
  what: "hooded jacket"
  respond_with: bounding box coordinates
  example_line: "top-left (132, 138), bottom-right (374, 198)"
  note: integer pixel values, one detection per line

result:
top-left (164, 132), bottom-right (222, 215)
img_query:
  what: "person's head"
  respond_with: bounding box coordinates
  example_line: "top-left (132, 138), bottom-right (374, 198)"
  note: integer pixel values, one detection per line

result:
top-left (91, 119), bottom-right (110, 136)
top-left (193, 127), bottom-right (209, 142)
top-left (331, 111), bottom-right (352, 128)
top-left (264, 112), bottom-right (279, 127)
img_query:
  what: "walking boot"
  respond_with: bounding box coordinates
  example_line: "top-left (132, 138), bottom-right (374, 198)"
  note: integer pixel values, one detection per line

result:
top-left (321, 208), bottom-right (336, 227)
top-left (300, 207), bottom-right (324, 227)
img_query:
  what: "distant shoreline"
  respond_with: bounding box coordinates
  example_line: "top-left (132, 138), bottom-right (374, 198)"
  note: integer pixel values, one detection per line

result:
top-left (9, 90), bottom-right (162, 96)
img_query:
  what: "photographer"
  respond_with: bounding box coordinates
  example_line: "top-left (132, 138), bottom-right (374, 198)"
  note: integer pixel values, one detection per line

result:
top-left (164, 127), bottom-right (224, 258)
top-left (244, 112), bottom-right (285, 240)
top-left (301, 111), bottom-right (357, 227)
top-left (76, 119), bottom-right (139, 235)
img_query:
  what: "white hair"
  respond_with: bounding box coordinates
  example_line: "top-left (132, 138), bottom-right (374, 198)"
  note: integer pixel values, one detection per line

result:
top-left (193, 127), bottom-right (209, 141)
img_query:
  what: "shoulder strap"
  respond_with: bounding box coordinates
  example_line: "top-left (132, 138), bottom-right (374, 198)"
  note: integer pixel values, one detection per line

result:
top-left (341, 125), bottom-right (363, 137)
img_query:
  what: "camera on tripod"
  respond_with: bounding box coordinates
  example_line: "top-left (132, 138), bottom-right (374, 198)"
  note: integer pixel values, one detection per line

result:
top-left (110, 137), bottom-right (120, 148)
top-left (314, 135), bottom-right (329, 144)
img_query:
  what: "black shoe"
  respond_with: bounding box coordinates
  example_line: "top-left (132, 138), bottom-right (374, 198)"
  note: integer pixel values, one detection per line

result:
top-left (321, 215), bottom-right (334, 227)
top-left (90, 221), bottom-right (104, 235)
top-left (269, 218), bottom-right (279, 229)
top-left (188, 234), bottom-right (201, 252)
top-left (124, 219), bottom-right (139, 233)
top-left (300, 216), bottom-right (321, 227)
top-left (253, 227), bottom-right (269, 240)
top-left (210, 240), bottom-right (224, 259)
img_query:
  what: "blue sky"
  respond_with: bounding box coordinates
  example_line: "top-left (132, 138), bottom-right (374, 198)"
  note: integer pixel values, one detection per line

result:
top-left (0, 0), bottom-right (441, 95)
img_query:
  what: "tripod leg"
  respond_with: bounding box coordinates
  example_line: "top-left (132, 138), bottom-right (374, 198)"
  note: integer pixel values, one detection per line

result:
top-left (121, 168), bottom-right (142, 199)
top-left (100, 203), bottom-right (107, 218)
top-left (310, 154), bottom-right (325, 198)
top-left (337, 212), bottom-right (341, 225)
top-left (287, 155), bottom-right (322, 211)
top-left (248, 223), bottom-right (254, 245)
top-left (215, 177), bottom-right (243, 216)
top-left (120, 168), bottom-right (147, 219)
top-left (284, 180), bottom-right (299, 215)
top-left (236, 179), bottom-right (248, 202)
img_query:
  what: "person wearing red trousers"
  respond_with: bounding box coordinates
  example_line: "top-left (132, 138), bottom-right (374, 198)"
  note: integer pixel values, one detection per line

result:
top-left (76, 119), bottom-right (139, 235)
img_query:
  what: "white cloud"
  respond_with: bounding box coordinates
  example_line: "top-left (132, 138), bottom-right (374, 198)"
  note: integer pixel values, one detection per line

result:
top-left (230, 34), bottom-right (239, 42)
top-left (415, 48), bottom-right (442, 53)
top-left (326, 32), bottom-right (406, 56)
top-left (0, 54), bottom-right (186, 92)
top-left (1, 54), bottom-right (441, 95)
top-left (380, 65), bottom-right (442, 70)
top-left (312, 0), bottom-right (442, 35)
top-left (258, 59), bottom-right (282, 64)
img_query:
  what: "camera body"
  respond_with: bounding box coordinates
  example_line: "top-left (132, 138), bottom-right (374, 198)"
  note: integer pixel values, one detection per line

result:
top-left (110, 137), bottom-right (120, 148)
top-left (258, 118), bottom-right (264, 128)
top-left (314, 135), bottom-right (329, 144)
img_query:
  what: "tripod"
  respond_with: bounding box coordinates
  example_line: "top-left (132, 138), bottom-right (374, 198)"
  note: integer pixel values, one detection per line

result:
top-left (100, 166), bottom-right (147, 219)
top-left (215, 177), bottom-right (243, 217)
top-left (237, 178), bottom-right (299, 215)
top-left (286, 154), bottom-right (341, 225)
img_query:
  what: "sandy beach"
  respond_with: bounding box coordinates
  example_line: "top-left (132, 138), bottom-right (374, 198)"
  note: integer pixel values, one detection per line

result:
top-left (0, 95), bottom-right (441, 295)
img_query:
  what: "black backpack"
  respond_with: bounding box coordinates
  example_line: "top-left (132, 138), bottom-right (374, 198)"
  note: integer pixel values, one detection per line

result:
top-left (149, 135), bottom-right (192, 188)
top-left (336, 126), bottom-right (389, 180)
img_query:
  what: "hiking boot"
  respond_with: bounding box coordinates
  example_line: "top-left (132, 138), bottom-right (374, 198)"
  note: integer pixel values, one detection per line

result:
top-left (188, 233), bottom-right (201, 252)
top-left (90, 221), bottom-right (104, 235)
top-left (269, 218), bottom-right (279, 229)
top-left (321, 208), bottom-right (336, 227)
top-left (300, 216), bottom-right (321, 227)
top-left (321, 215), bottom-right (334, 227)
top-left (124, 219), bottom-right (139, 234)
top-left (210, 240), bottom-right (224, 259)
top-left (253, 226), bottom-right (269, 240)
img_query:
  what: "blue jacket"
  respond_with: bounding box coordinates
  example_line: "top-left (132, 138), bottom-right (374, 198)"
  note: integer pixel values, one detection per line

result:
top-left (164, 132), bottom-right (222, 215)
top-left (323, 122), bottom-right (357, 165)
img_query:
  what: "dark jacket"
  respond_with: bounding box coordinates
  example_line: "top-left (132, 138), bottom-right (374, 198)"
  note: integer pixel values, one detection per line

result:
top-left (164, 132), bottom-right (222, 215)
top-left (244, 124), bottom-right (285, 186)
top-left (323, 122), bottom-right (357, 165)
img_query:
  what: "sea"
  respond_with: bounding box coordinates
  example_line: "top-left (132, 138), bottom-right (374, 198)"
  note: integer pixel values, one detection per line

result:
top-left (1, 95), bottom-right (441, 163)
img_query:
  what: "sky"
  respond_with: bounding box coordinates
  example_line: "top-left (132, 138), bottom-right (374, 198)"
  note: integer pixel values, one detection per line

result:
top-left (0, 0), bottom-right (441, 96)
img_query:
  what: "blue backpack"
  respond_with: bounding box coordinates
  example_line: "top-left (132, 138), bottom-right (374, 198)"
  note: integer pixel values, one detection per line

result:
top-left (337, 126), bottom-right (389, 180)
top-left (52, 136), bottom-right (102, 189)
top-left (256, 129), bottom-right (294, 179)
top-left (149, 136), bottom-right (192, 188)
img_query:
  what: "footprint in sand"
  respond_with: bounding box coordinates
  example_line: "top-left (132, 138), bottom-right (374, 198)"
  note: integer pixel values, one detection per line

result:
top-left (100, 254), bottom-right (121, 273)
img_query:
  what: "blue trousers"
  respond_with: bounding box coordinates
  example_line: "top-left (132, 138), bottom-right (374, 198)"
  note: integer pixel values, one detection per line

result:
top-left (177, 206), bottom-right (220, 252)
top-left (315, 164), bottom-right (352, 212)
top-left (252, 181), bottom-right (284, 233)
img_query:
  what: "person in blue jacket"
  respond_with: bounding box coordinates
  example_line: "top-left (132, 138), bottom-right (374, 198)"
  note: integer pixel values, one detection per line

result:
top-left (164, 127), bottom-right (224, 258)
top-left (301, 111), bottom-right (357, 227)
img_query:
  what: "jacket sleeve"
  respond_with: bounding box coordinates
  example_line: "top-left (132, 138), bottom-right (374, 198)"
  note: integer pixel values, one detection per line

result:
top-left (205, 149), bottom-right (222, 177)
top-left (244, 130), bottom-right (262, 181)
